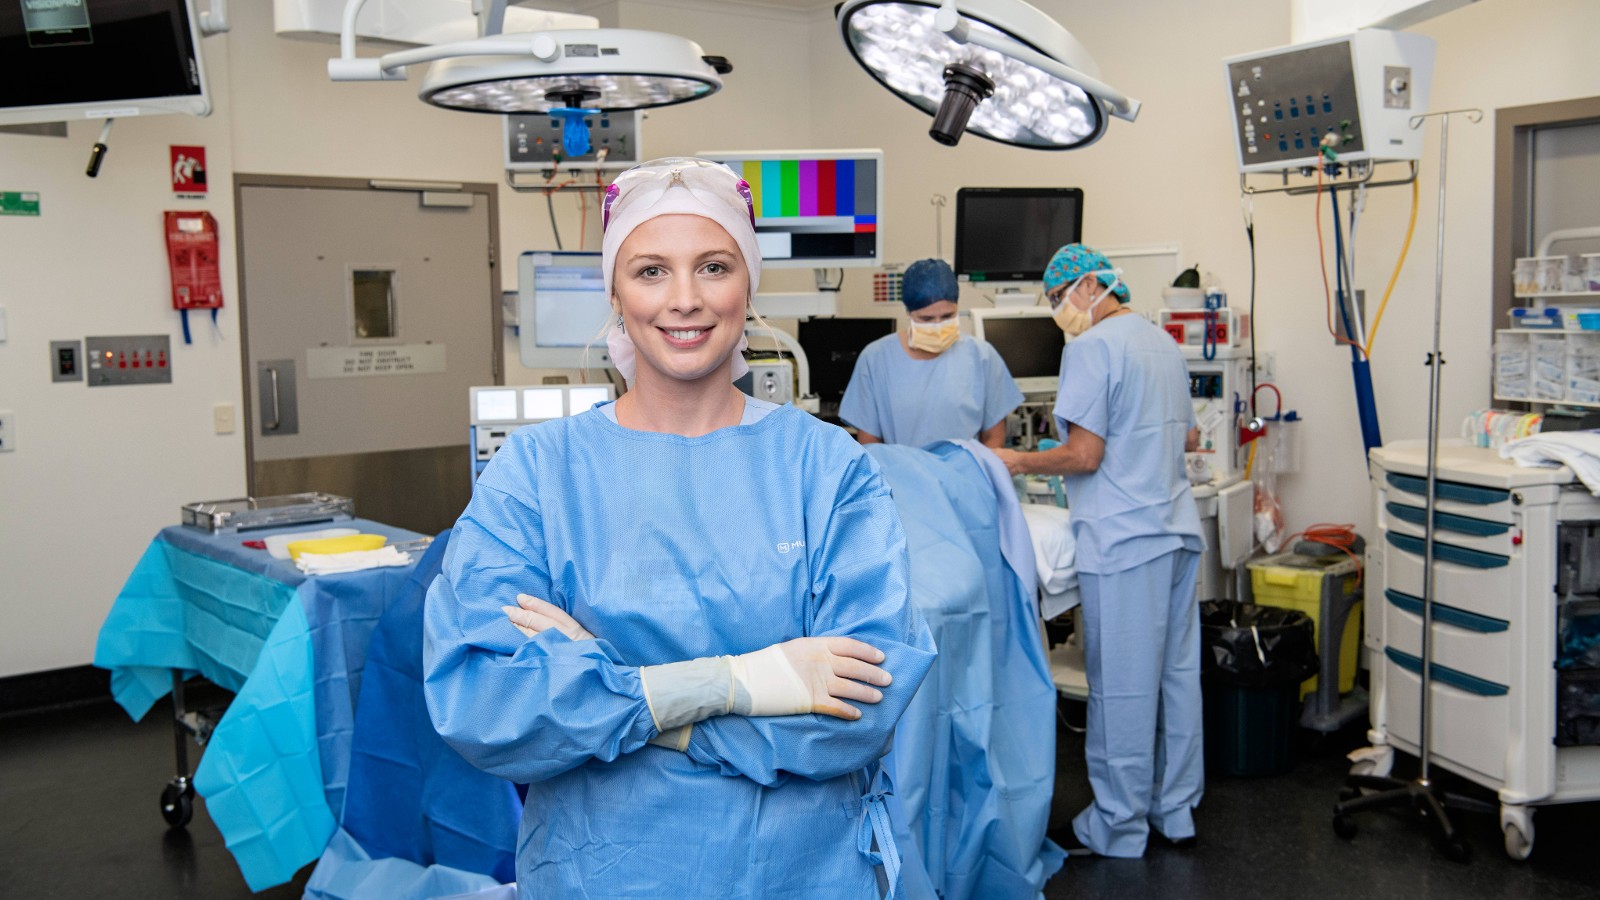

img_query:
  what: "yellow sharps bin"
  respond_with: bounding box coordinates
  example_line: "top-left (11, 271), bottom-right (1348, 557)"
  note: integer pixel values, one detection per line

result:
top-left (1248, 552), bottom-right (1362, 700)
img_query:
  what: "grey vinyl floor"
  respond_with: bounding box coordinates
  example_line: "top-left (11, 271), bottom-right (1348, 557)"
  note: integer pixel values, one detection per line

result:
top-left (2, 685), bottom-right (1596, 899)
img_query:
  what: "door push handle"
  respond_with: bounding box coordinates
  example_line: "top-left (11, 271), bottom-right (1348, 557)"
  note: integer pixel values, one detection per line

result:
top-left (267, 367), bottom-right (282, 432)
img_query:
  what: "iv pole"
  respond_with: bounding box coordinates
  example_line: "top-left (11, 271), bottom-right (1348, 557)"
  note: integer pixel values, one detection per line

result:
top-left (1332, 107), bottom-right (1496, 863)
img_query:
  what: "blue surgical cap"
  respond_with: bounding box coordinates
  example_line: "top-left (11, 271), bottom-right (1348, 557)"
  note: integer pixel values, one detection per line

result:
top-left (1043, 243), bottom-right (1130, 303)
top-left (901, 258), bottom-right (959, 311)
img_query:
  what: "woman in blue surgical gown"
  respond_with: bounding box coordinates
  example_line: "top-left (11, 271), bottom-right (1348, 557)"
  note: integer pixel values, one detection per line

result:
top-left (995, 243), bottom-right (1205, 859)
top-left (423, 157), bottom-right (937, 898)
top-left (839, 258), bottom-right (1022, 449)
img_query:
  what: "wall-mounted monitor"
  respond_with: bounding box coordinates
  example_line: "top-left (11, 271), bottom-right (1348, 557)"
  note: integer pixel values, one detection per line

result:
top-left (516, 251), bottom-right (612, 370)
top-left (0, 0), bottom-right (211, 127)
top-left (955, 187), bottom-right (1083, 285)
top-left (968, 307), bottom-right (1065, 394)
top-left (696, 149), bottom-right (883, 269)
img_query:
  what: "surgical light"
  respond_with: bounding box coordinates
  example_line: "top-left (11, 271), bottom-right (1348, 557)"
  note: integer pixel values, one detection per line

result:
top-left (835, 0), bottom-right (1139, 149)
top-left (329, 1), bottom-right (730, 118)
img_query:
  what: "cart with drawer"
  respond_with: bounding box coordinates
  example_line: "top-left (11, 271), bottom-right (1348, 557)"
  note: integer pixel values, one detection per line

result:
top-left (1361, 440), bottom-right (1600, 860)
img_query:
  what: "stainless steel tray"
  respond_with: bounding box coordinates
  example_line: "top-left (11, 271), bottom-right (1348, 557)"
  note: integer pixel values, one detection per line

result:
top-left (181, 493), bottom-right (355, 534)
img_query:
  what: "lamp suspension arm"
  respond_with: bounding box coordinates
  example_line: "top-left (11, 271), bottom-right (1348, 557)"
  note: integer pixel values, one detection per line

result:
top-left (378, 32), bottom-right (553, 72)
top-left (198, 0), bottom-right (230, 36)
top-left (474, 0), bottom-right (510, 38)
top-left (331, 0), bottom-right (402, 80)
top-left (330, 0), bottom-right (554, 84)
top-left (932, 1), bottom-right (1140, 122)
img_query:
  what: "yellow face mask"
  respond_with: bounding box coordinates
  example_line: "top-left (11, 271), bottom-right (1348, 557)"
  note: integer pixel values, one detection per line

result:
top-left (908, 319), bottom-right (960, 354)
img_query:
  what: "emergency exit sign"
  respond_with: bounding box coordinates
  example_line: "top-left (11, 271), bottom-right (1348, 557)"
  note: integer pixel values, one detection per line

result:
top-left (0, 192), bottom-right (40, 216)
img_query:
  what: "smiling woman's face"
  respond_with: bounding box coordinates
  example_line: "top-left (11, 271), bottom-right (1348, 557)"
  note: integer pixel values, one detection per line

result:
top-left (612, 214), bottom-right (750, 387)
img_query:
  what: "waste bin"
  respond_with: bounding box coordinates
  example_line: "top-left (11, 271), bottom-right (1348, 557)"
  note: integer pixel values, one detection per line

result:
top-left (1200, 600), bottom-right (1320, 776)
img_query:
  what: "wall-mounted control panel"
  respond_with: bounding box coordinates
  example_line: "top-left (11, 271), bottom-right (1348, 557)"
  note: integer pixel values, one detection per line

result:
top-left (1225, 29), bottom-right (1434, 174)
top-left (85, 335), bottom-right (173, 386)
top-left (505, 111), bottom-right (642, 171)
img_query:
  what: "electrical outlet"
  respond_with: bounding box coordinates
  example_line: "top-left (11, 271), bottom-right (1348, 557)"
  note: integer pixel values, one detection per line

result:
top-left (0, 410), bottom-right (14, 452)
top-left (214, 403), bottom-right (236, 435)
top-left (1253, 351), bottom-right (1277, 383)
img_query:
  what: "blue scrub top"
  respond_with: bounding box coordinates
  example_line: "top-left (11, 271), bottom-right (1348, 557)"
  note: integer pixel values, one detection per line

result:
top-left (839, 333), bottom-right (1024, 447)
top-left (1053, 314), bottom-right (1203, 575)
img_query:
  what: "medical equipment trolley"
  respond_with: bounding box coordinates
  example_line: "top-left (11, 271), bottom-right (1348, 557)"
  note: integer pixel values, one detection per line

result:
top-left (1358, 440), bottom-right (1600, 860)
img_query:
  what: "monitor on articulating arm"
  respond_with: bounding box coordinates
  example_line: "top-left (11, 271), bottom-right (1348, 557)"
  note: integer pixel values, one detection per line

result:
top-left (0, 0), bottom-right (213, 127)
top-left (955, 187), bottom-right (1083, 306)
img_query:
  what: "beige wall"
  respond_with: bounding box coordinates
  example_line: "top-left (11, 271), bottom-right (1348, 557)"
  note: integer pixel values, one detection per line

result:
top-left (2, 0), bottom-right (1597, 676)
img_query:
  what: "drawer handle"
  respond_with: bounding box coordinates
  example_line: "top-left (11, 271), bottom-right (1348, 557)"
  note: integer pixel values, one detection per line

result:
top-left (1385, 531), bottom-right (1509, 569)
top-left (1384, 589), bottom-right (1509, 633)
top-left (1386, 472), bottom-right (1509, 506)
top-left (1385, 647), bottom-right (1509, 697)
top-left (1385, 502), bottom-right (1509, 537)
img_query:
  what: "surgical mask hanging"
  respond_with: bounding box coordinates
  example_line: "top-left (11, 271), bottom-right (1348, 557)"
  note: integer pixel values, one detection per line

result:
top-left (908, 319), bottom-right (960, 353)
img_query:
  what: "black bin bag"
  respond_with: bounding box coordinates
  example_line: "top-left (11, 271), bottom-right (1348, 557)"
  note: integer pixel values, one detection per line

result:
top-left (1199, 600), bottom-right (1322, 776)
top-left (1199, 600), bottom-right (1320, 688)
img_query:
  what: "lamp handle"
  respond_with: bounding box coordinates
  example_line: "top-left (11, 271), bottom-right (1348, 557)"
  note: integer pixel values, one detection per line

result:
top-left (934, 4), bottom-right (1141, 123)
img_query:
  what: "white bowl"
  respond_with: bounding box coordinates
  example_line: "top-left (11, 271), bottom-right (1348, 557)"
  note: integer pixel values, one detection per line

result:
top-left (1162, 287), bottom-right (1205, 309)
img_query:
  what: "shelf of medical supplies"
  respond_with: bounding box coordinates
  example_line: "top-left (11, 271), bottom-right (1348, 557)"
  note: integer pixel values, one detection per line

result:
top-left (1499, 328), bottom-right (1600, 334)
top-left (1514, 291), bottom-right (1600, 300)
top-left (1494, 394), bottom-right (1600, 409)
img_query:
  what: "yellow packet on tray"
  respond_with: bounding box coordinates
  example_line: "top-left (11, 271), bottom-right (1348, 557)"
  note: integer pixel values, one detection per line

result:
top-left (286, 533), bottom-right (386, 560)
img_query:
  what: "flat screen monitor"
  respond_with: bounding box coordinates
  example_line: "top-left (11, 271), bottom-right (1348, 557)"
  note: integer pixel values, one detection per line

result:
top-left (797, 317), bottom-right (896, 404)
top-left (0, 0), bottom-right (211, 126)
top-left (954, 187), bottom-right (1083, 284)
top-left (968, 308), bottom-right (1065, 394)
top-left (696, 150), bottom-right (883, 268)
top-left (517, 251), bottom-right (612, 369)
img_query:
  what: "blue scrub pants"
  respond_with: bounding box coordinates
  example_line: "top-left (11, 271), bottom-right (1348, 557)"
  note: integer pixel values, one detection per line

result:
top-left (1072, 548), bottom-right (1204, 857)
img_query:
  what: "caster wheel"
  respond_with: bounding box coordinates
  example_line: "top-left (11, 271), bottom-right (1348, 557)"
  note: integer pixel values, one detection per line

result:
top-left (161, 782), bottom-right (195, 829)
top-left (1503, 823), bottom-right (1533, 861)
top-left (1332, 814), bottom-right (1358, 840)
top-left (1443, 836), bottom-right (1472, 864)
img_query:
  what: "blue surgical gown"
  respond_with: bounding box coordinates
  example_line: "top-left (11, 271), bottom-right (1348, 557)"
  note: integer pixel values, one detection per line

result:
top-left (423, 402), bottom-right (938, 899)
top-left (840, 334), bottom-right (1023, 448)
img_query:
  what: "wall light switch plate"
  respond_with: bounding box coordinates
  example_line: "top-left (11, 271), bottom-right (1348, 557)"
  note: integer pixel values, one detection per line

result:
top-left (214, 403), bottom-right (236, 435)
top-left (0, 410), bottom-right (14, 452)
top-left (51, 340), bottom-right (82, 382)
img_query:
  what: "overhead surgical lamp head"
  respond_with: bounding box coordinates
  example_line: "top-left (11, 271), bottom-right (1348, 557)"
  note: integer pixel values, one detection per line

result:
top-left (329, 2), bottom-right (730, 117)
top-left (419, 30), bottom-right (731, 114)
top-left (835, 0), bottom-right (1139, 149)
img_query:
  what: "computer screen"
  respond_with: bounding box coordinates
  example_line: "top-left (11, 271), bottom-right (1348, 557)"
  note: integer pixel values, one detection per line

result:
top-left (696, 150), bottom-right (883, 268)
top-left (0, 0), bottom-right (211, 126)
top-left (968, 308), bottom-right (1065, 394)
top-left (954, 187), bottom-right (1084, 283)
top-left (797, 317), bottom-right (897, 404)
top-left (516, 251), bottom-right (612, 369)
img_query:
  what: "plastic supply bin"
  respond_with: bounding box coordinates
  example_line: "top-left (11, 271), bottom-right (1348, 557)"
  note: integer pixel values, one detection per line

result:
top-left (1248, 552), bottom-right (1362, 700)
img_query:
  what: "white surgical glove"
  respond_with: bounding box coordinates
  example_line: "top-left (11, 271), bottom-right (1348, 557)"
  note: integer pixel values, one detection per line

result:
top-left (503, 594), bottom-right (596, 642)
top-left (639, 637), bottom-right (891, 733)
